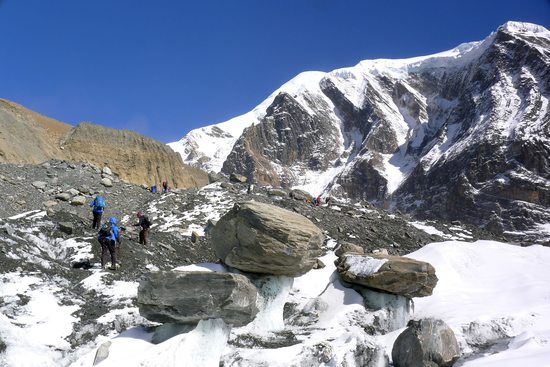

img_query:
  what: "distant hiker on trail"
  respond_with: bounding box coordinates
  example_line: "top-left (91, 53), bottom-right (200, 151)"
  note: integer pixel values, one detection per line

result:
top-left (89, 195), bottom-right (105, 229)
top-left (151, 184), bottom-right (157, 193)
top-left (98, 217), bottom-right (120, 270)
top-left (162, 180), bottom-right (168, 193)
top-left (135, 211), bottom-right (152, 245)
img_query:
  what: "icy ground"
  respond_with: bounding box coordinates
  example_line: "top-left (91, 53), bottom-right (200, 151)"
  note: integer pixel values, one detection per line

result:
top-left (64, 240), bottom-right (550, 367)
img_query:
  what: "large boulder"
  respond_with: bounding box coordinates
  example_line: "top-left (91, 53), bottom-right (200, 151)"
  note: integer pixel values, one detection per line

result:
top-left (211, 201), bottom-right (324, 276)
top-left (392, 318), bottom-right (460, 367)
top-left (137, 271), bottom-right (258, 327)
top-left (335, 253), bottom-right (437, 298)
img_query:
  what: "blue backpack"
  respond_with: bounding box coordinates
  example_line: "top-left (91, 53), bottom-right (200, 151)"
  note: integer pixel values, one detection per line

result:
top-left (94, 196), bottom-right (105, 209)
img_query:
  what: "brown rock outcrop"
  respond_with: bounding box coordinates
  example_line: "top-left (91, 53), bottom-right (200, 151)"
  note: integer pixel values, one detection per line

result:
top-left (0, 99), bottom-right (208, 188)
top-left (0, 99), bottom-right (70, 163)
top-left (61, 122), bottom-right (207, 188)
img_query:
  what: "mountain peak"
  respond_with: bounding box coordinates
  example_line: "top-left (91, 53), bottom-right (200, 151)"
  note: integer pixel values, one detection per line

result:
top-left (498, 21), bottom-right (550, 36)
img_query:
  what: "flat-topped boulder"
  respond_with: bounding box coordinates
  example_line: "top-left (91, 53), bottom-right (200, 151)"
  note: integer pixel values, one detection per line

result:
top-left (211, 201), bottom-right (324, 277)
top-left (335, 253), bottom-right (437, 298)
top-left (137, 271), bottom-right (258, 327)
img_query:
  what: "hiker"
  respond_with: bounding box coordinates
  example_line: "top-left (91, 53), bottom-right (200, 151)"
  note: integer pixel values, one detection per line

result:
top-left (98, 217), bottom-right (120, 270)
top-left (89, 195), bottom-right (105, 229)
top-left (151, 184), bottom-right (157, 193)
top-left (162, 180), bottom-right (168, 193)
top-left (135, 211), bottom-right (152, 245)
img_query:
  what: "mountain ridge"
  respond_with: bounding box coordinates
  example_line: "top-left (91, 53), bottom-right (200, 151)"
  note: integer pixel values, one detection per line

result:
top-left (170, 21), bottom-right (550, 238)
top-left (0, 99), bottom-right (208, 188)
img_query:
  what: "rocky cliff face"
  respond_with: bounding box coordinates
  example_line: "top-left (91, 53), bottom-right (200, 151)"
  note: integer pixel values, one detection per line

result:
top-left (171, 22), bottom-right (550, 235)
top-left (61, 122), bottom-right (207, 188)
top-left (0, 99), bottom-right (208, 188)
top-left (0, 99), bottom-right (70, 163)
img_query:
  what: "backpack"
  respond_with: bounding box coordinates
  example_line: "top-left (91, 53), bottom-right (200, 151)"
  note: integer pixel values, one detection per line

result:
top-left (94, 196), bottom-right (105, 209)
top-left (98, 222), bottom-right (112, 238)
top-left (142, 216), bottom-right (152, 229)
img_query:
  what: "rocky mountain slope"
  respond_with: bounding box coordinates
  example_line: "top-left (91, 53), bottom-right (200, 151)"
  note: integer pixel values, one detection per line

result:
top-left (0, 99), bottom-right (208, 188)
top-left (170, 21), bottom-right (550, 237)
top-left (0, 159), bottom-right (503, 366)
top-left (1, 159), bottom-right (547, 366)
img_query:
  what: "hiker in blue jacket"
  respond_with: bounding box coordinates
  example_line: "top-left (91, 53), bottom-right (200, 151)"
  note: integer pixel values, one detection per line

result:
top-left (89, 195), bottom-right (105, 229)
top-left (98, 217), bottom-right (121, 270)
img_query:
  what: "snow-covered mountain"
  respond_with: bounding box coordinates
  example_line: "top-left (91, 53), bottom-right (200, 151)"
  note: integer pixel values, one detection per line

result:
top-left (169, 21), bottom-right (550, 238)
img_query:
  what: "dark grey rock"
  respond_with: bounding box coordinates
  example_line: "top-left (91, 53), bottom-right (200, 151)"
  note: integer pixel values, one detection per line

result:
top-left (392, 318), bottom-right (459, 367)
top-left (58, 222), bottom-right (74, 235)
top-left (137, 271), bottom-right (259, 326)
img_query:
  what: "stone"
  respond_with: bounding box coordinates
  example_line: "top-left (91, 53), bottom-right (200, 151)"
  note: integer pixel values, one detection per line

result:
top-left (55, 192), bottom-right (72, 201)
top-left (102, 166), bottom-right (113, 176)
top-left (137, 271), bottom-right (258, 326)
top-left (101, 177), bottom-right (113, 187)
top-left (392, 318), bottom-right (460, 367)
top-left (93, 341), bottom-right (112, 365)
top-left (335, 242), bottom-right (364, 257)
top-left (372, 248), bottom-right (389, 255)
top-left (313, 258), bottom-right (326, 269)
top-left (191, 231), bottom-right (200, 243)
top-left (42, 200), bottom-right (58, 208)
top-left (229, 173), bottom-right (248, 183)
top-left (59, 222), bottom-right (74, 235)
top-left (67, 188), bottom-right (80, 196)
top-left (71, 196), bottom-right (87, 206)
top-left (79, 185), bottom-right (90, 194)
top-left (32, 181), bottom-right (47, 190)
top-left (211, 201), bottom-right (324, 277)
top-left (208, 171), bottom-right (224, 183)
top-left (335, 253), bottom-right (438, 298)
top-left (268, 188), bottom-right (288, 197)
top-left (289, 189), bottom-right (312, 201)
top-left (220, 182), bottom-right (237, 192)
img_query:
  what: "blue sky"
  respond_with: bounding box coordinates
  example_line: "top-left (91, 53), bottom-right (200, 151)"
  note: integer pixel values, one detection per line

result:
top-left (1, 0), bottom-right (549, 143)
